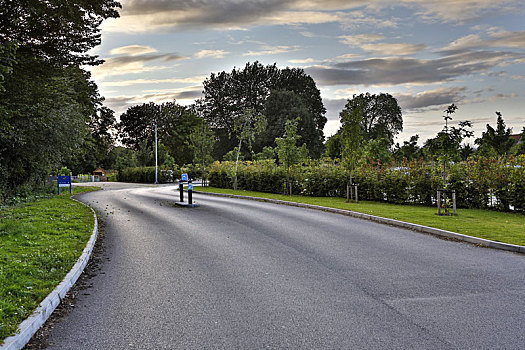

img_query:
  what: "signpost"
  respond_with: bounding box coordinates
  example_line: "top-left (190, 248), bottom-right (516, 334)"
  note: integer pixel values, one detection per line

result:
top-left (57, 175), bottom-right (72, 195)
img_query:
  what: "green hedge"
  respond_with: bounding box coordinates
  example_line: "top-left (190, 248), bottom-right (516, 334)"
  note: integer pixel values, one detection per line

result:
top-left (208, 156), bottom-right (525, 212)
top-left (117, 164), bottom-right (208, 184)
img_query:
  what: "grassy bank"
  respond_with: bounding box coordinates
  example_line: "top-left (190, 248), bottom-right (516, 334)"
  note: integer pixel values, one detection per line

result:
top-left (196, 187), bottom-right (525, 246)
top-left (0, 186), bottom-right (99, 342)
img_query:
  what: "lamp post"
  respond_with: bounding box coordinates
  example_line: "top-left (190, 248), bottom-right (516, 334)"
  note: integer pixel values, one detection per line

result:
top-left (155, 123), bottom-right (158, 184)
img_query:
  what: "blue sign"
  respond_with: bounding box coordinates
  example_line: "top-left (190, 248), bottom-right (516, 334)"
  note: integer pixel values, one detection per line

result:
top-left (188, 183), bottom-right (193, 190)
top-left (181, 173), bottom-right (188, 181)
top-left (57, 175), bottom-right (72, 194)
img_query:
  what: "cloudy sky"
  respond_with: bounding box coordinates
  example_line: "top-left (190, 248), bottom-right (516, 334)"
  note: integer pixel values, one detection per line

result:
top-left (90, 0), bottom-right (525, 144)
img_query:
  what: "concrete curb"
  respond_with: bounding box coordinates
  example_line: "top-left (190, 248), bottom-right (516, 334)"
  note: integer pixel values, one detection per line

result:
top-left (0, 198), bottom-right (99, 350)
top-left (195, 191), bottom-right (525, 255)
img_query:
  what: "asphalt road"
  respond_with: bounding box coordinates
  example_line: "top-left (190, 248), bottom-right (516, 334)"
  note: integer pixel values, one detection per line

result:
top-left (45, 183), bottom-right (525, 349)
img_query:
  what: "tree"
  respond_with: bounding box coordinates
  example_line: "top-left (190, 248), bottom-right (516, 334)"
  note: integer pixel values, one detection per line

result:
top-left (475, 112), bottom-right (515, 156)
top-left (118, 101), bottom-right (200, 165)
top-left (189, 123), bottom-right (216, 184)
top-left (393, 135), bottom-right (421, 162)
top-left (324, 132), bottom-right (342, 159)
top-left (340, 93), bottom-right (402, 146)
top-left (0, 54), bottom-right (101, 196)
top-left (0, 0), bottom-right (121, 66)
top-left (198, 61), bottom-right (326, 159)
top-left (275, 118), bottom-right (308, 195)
top-left (232, 109), bottom-right (267, 190)
top-left (423, 104), bottom-right (473, 183)
top-left (340, 107), bottom-right (363, 202)
top-left (260, 89), bottom-right (323, 157)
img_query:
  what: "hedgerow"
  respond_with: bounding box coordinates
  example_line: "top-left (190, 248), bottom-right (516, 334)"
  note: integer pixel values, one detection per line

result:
top-left (208, 156), bottom-right (525, 212)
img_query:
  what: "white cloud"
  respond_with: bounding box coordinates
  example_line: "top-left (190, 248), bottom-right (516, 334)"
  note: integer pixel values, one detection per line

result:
top-left (194, 49), bottom-right (230, 59)
top-left (444, 30), bottom-right (525, 51)
top-left (100, 76), bottom-right (207, 87)
top-left (243, 45), bottom-right (301, 56)
top-left (110, 45), bottom-right (158, 56)
top-left (289, 58), bottom-right (316, 64)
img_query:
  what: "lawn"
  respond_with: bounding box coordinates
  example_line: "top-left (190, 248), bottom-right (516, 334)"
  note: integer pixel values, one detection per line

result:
top-left (0, 186), bottom-right (99, 342)
top-left (196, 187), bottom-right (525, 247)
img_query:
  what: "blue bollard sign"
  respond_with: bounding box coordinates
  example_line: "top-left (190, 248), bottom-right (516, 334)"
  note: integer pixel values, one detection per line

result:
top-left (188, 183), bottom-right (193, 190)
top-left (57, 175), bottom-right (72, 194)
top-left (181, 173), bottom-right (188, 181)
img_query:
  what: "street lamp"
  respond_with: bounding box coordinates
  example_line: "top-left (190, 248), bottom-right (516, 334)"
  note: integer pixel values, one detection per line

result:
top-left (155, 122), bottom-right (158, 184)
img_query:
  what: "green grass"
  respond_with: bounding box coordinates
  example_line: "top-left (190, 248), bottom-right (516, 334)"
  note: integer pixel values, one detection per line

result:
top-left (197, 187), bottom-right (525, 246)
top-left (0, 186), bottom-right (100, 342)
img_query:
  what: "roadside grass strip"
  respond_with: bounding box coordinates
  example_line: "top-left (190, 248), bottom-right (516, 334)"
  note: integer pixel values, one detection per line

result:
top-left (0, 187), bottom-right (98, 343)
top-left (196, 187), bottom-right (525, 247)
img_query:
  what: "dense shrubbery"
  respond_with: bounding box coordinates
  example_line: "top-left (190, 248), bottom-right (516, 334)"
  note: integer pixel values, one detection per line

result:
top-left (208, 156), bottom-right (525, 212)
top-left (117, 164), bottom-right (210, 183)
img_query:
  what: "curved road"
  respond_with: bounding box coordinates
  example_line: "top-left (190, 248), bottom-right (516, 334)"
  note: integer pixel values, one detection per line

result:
top-left (45, 183), bottom-right (525, 349)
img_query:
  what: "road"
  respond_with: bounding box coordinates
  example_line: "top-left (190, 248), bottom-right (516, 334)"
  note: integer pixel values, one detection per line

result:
top-left (45, 183), bottom-right (525, 349)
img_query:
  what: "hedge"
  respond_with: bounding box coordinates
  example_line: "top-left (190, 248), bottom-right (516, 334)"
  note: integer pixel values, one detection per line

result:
top-left (208, 156), bottom-right (525, 212)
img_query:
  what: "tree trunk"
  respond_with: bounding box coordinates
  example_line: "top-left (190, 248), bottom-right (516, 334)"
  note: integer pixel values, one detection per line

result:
top-left (233, 138), bottom-right (242, 190)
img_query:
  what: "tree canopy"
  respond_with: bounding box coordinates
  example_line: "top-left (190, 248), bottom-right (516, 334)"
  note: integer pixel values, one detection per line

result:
top-left (197, 61), bottom-right (326, 159)
top-left (340, 93), bottom-right (402, 146)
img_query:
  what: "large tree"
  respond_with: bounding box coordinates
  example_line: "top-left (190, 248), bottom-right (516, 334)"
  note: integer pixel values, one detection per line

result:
top-left (340, 93), bottom-right (402, 146)
top-left (197, 61), bottom-right (326, 159)
top-left (259, 89), bottom-right (322, 157)
top-left (0, 0), bottom-right (121, 66)
top-left (118, 101), bottom-right (201, 165)
top-left (0, 0), bottom-right (121, 197)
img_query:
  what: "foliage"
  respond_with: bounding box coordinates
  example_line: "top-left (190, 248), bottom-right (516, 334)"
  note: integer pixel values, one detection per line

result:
top-left (208, 156), bottom-right (525, 213)
top-left (340, 93), bottom-right (403, 146)
top-left (475, 112), bottom-right (516, 156)
top-left (393, 134), bottom-right (421, 162)
top-left (118, 101), bottom-right (201, 165)
top-left (275, 119), bottom-right (309, 193)
top-left (189, 123), bottom-right (216, 181)
top-left (117, 166), bottom-right (177, 184)
top-left (197, 61), bottom-right (326, 159)
top-left (260, 89), bottom-right (323, 157)
top-left (0, 0), bottom-right (121, 66)
top-left (340, 105), bottom-right (362, 201)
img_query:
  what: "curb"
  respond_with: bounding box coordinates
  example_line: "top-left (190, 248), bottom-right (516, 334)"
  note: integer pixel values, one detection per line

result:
top-left (195, 191), bottom-right (525, 255)
top-left (0, 198), bottom-right (99, 350)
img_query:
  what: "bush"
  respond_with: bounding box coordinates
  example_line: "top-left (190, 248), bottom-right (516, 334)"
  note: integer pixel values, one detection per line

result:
top-left (208, 156), bottom-right (525, 213)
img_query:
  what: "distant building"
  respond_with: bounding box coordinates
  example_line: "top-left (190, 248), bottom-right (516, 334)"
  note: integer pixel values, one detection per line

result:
top-left (93, 168), bottom-right (107, 182)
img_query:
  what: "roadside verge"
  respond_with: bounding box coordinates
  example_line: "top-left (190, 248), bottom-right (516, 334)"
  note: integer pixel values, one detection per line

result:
top-left (0, 198), bottom-right (98, 350)
top-left (195, 191), bottom-right (525, 254)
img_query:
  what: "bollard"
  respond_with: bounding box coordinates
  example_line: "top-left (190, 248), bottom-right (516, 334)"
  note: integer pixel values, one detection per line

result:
top-left (179, 180), bottom-right (184, 202)
top-left (188, 181), bottom-right (193, 205)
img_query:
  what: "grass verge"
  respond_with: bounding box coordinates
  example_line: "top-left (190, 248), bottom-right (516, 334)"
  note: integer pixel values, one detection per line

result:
top-left (0, 186), bottom-right (100, 343)
top-left (196, 187), bottom-right (525, 246)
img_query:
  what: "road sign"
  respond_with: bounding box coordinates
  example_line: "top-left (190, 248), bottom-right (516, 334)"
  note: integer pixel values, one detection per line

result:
top-left (188, 183), bottom-right (193, 190)
top-left (181, 173), bottom-right (188, 181)
top-left (58, 175), bottom-right (72, 194)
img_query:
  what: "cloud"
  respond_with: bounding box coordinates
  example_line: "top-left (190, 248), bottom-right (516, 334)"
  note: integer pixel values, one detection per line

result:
top-left (101, 0), bottom-right (522, 34)
top-left (242, 45), bottom-right (301, 56)
top-left (110, 45), bottom-right (158, 56)
top-left (103, 87), bottom-right (203, 116)
top-left (306, 50), bottom-right (520, 86)
top-left (444, 30), bottom-right (525, 51)
top-left (340, 34), bottom-right (426, 55)
top-left (194, 49), bottom-right (230, 59)
top-left (92, 53), bottom-right (189, 78)
top-left (100, 76), bottom-right (207, 87)
top-left (394, 87), bottom-right (466, 111)
top-left (288, 58), bottom-right (316, 64)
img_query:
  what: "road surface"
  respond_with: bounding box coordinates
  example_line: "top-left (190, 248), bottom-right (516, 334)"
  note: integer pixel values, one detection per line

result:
top-left (45, 183), bottom-right (525, 349)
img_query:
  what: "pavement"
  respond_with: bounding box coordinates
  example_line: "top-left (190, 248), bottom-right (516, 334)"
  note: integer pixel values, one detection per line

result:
top-left (44, 183), bottom-right (525, 349)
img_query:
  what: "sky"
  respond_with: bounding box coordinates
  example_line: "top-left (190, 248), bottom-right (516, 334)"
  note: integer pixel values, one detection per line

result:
top-left (89, 0), bottom-right (525, 145)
